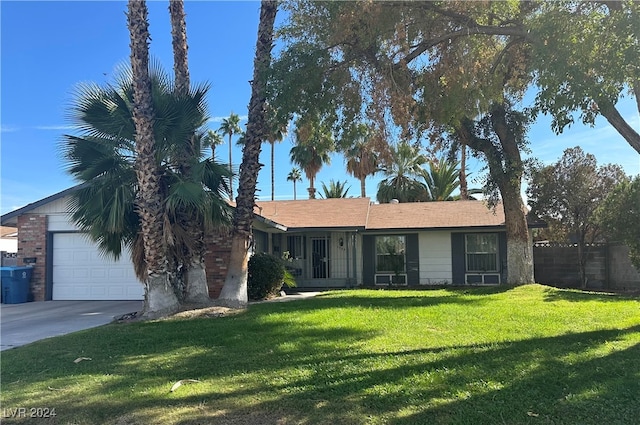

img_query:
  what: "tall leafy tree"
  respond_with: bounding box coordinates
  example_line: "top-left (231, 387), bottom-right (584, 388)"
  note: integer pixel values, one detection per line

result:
top-left (287, 167), bottom-right (302, 200)
top-left (62, 65), bottom-right (232, 309)
top-left (341, 123), bottom-right (379, 198)
top-left (218, 0), bottom-right (277, 309)
top-left (376, 141), bottom-right (429, 203)
top-left (126, 0), bottom-right (179, 317)
top-left (219, 112), bottom-right (242, 200)
top-left (289, 115), bottom-right (334, 199)
top-left (530, 1), bottom-right (640, 154)
top-left (271, 1), bottom-right (538, 283)
top-left (527, 146), bottom-right (629, 287)
top-left (320, 179), bottom-right (351, 199)
top-left (595, 176), bottom-right (640, 270)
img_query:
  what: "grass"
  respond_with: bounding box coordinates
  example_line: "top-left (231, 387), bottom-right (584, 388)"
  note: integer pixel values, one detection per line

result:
top-left (1, 284), bottom-right (639, 424)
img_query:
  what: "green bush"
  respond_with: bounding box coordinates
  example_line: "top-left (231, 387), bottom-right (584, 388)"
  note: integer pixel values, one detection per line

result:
top-left (247, 253), bottom-right (296, 300)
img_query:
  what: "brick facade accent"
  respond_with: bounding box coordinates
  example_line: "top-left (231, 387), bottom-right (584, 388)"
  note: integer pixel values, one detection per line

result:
top-left (203, 229), bottom-right (232, 298)
top-left (16, 214), bottom-right (47, 301)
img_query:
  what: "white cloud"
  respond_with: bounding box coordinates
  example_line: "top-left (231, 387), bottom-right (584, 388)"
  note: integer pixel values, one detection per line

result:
top-left (208, 115), bottom-right (248, 124)
top-left (1, 125), bottom-right (19, 133)
top-left (35, 125), bottom-right (78, 131)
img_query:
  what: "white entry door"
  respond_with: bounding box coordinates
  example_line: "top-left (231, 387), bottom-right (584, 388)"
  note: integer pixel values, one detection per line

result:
top-left (52, 233), bottom-right (144, 300)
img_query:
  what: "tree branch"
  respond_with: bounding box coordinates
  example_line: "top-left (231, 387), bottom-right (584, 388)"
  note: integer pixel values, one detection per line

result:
top-left (599, 100), bottom-right (640, 154)
top-left (403, 25), bottom-right (531, 65)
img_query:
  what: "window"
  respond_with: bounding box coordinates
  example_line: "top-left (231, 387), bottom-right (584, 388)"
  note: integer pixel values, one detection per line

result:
top-left (287, 235), bottom-right (306, 259)
top-left (376, 236), bottom-right (406, 273)
top-left (465, 234), bottom-right (498, 272)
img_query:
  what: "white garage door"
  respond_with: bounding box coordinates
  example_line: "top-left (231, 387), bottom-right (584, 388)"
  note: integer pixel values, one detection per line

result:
top-left (52, 233), bottom-right (144, 300)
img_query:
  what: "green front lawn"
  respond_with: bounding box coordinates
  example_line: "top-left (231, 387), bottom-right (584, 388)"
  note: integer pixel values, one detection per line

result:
top-left (1, 284), bottom-right (639, 424)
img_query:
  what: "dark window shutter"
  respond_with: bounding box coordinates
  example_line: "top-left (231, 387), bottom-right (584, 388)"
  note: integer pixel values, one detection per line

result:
top-left (406, 234), bottom-right (419, 285)
top-left (451, 233), bottom-right (465, 284)
top-left (362, 235), bottom-right (375, 286)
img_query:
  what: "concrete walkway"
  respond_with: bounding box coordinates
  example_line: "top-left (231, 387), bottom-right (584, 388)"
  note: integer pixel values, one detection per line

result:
top-left (0, 292), bottom-right (321, 351)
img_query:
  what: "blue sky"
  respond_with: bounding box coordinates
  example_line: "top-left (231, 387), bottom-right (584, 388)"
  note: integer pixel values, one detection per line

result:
top-left (2, 1), bottom-right (639, 215)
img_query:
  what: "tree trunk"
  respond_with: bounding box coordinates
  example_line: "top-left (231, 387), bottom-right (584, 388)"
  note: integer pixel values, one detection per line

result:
top-left (218, 0), bottom-right (277, 309)
top-left (169, 0), bottom-right (210, 305)
top-left (184, 259), bottom-right (211, 304)
top-left (271, 141), bottom-right (275, 200)
top-left (308, 176), bottom-right (316, 199)
top-left (128, 0), bottom-right (180, 318)
top-left (293, 180), bottom-right (297, 200)
top-left (459, 141), bottom-right (468, 200)
top-left (143, 274), bottom-right (181, 319)
top-left (360, 177), bottom-right (366, 198)
top-left (500, 179), bottom-right (534, 285)
top-left (461, 105), bottom-right (534, 285)
top-left (169, 0), bottom-right (190, 96)
top-left (228, 135), bottom-right (234, 200)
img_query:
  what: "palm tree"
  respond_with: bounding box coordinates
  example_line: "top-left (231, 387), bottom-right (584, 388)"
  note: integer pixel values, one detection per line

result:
top-left (219, 113), bottom-right (242, 200)
top-left (423, 158), bottom-right (461, 201)
top-left (287, 167), bottom-right (302, 200)
top-left (126, 0), bottom-right (179, 318)
top-left (264, 105), bottom-right (288, 200)
top-left (168, 0), bottom-right (211, 304)
top-left (342, 124), bottom-right (379, 197)
top-left (376, 141), bottom-right (429, 203)
top-left (320, 179), bottom-right (351, 198)
top-left (219, 0), bottom-right (277, 309)
top-left (203, 129), bottom-right (223, 159)
top-left (62, 63), bottom-right (232, 316)
top-left (290, 116), bottom-right (334, 199)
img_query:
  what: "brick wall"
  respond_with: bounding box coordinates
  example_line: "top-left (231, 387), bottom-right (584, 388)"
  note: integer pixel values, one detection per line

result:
top-left (203, 229), bottom-right (233, 298)
top-left (16, 214), bottom-right (47, 301)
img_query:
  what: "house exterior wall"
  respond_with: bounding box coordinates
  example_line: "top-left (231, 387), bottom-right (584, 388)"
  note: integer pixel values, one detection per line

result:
top-left (16, 214), bottom-right (47, 301)
top-left (418, 231), bottom-right (453, 284)
top-left (203, 230), bottom-right (232, 298)
top-left (281, 231), bottom-right (361, 288)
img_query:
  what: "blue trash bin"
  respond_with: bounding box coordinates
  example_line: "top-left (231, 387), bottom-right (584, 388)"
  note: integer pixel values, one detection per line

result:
top-left (0, 266), bottom-right (33, 304)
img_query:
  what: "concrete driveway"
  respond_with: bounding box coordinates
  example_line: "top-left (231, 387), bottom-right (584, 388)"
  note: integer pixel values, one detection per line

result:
top-left (0, 300), bottom-right (142, 351)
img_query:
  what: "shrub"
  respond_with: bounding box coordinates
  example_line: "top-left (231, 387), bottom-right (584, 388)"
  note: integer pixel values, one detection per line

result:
top-left (247, 253), bottom-right (296, 300)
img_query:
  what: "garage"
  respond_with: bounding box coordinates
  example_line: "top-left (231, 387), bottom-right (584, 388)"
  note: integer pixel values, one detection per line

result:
top-left (52, 233), bottom-right (144, 300)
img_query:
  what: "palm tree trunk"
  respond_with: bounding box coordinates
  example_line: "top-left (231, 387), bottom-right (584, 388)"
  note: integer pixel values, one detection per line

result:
top-left (169, 0), bottom-right (210, 305)
top-left (293, 180), bottom-right (297, 200)
top-left (308, 175), bottom-right (316, 199)
top-left (218, 0), bottom-right (277, 308)
top-left (128, 0), bottom-right (179, 318)
top-left (360, 177), bottom-right (366, 198)
top-left (271, 141), bottom-right (275, 200)
top-left (169, 0), bottom-right (190, 95)
top-left (459, 141), bottom-right (468, 200)
top-left (228, 134), bottom-right (234, 200)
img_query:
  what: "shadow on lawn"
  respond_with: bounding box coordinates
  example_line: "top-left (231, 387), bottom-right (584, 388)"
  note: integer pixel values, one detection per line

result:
top-left (2, 288), bottom-right (638, 424)
top-left (5, 316), bottom-right (638, 425)
top-left (541, 286), bottom-right (640, 303)
top-left (163, 325), bottom-right (640, 425)
top-left (258, 290), bottom-right (493, 315)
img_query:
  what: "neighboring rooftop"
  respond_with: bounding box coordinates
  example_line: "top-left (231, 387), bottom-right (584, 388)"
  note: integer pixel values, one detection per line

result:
top-left (366, 201), bottom-right (505, 230)
top-left (254, 198), bottom-right (371, 230)
top-left (254, 198), bottom-right (509, 231)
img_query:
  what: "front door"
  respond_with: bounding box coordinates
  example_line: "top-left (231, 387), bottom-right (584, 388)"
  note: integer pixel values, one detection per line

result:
top-left (311, 237), bottom-right (330, 279)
